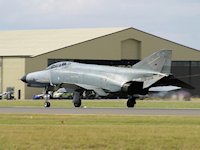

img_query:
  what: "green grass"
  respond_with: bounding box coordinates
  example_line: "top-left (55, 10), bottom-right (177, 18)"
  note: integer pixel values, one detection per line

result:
top-left (1, 99), bottom-right (200, 108)
top-left (0, 114), bottom-right (200, 149)
top-left (1, 100), bottom-right (200, 149)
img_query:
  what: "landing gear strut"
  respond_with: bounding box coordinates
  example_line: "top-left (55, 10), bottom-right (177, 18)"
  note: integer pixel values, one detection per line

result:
top-left (127, 96), bottom-right (136, 108)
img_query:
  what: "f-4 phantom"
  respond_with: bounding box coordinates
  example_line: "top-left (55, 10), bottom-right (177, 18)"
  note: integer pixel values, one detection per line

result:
top-left (21, 50), bottom-right (194, 108)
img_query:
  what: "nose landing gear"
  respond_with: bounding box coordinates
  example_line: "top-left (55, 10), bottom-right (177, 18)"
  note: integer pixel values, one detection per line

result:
top-left (44, 92), bottom-right (51, 108)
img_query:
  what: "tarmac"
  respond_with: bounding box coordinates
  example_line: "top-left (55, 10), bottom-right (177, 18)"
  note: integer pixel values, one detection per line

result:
top-left (0, 107), bottom-right (200, 116)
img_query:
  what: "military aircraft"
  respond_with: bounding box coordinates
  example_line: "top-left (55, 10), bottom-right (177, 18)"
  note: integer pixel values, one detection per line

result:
top-left (21, 50), bottom-right (194, 108)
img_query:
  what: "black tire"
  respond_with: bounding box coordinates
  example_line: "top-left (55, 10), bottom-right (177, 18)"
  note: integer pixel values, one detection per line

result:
top-left (44, 102), bottom-right (51, 108)
top-left (74, 101), bottom-right (81, 107)
top-left (127, 98), bottom-right (136, 108)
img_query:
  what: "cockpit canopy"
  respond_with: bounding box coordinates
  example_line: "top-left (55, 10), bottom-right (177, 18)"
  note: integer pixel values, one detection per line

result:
top-left (46, 61), bottom-right (71, 70)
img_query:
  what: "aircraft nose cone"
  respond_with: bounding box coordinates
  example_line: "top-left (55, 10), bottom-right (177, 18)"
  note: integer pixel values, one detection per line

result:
top-left (21, 75), bottom-right (27, 83)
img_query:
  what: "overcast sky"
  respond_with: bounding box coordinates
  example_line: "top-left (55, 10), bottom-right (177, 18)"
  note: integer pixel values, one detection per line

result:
top-left (0, 0), bottom-right (199, 50)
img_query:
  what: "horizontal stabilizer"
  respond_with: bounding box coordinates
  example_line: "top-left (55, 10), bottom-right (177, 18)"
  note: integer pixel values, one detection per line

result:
top-left (151, 75), bottom-right (194, 89)
top-left (167, 78), bottom-right (194, 89)
top-left (149, 86), bottom-right (181, 92)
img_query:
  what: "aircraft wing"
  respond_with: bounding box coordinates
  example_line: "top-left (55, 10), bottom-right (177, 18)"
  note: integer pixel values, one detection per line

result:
top-left (59, 83), bottom-right (108, 96)
top-left (76, 84), bottom-right (108, 96)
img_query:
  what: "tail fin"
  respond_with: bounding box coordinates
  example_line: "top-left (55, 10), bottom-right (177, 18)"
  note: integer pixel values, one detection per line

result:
top-left (133, 50), bottom-right (172, 74)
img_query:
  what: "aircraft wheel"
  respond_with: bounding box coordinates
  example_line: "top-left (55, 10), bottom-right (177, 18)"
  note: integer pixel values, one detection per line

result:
top-left (127, 97), bottom-right (136, 108)
top-left (44, 102), bottom-right (51, 108)
top-left (73, 91), bottom-right (82, 107)
top-left (74, 101), bottom-right (81, 107)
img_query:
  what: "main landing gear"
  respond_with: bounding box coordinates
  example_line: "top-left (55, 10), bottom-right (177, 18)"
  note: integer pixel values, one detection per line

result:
top-left (73, 91), bottom-right (82, 107)
top-left (127, 96), bottom-right (137, 108)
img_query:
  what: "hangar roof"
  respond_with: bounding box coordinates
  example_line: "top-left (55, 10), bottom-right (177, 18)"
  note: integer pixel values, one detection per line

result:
top-left (0, 27), bottom-right (127, 57)
top-left (0, 27), bottom-right (198, 57)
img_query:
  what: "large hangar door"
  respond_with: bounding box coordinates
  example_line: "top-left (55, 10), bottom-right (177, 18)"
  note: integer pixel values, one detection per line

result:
top-left (121, 39), bottom-right (141, 60)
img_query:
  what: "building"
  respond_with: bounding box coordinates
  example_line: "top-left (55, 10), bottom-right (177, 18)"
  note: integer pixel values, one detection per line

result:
top-left (0, 27), bottom-right (200, 99)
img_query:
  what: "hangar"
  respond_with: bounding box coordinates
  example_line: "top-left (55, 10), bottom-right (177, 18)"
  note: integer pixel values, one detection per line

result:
top-left (0, 27), bottom-right (200, 99)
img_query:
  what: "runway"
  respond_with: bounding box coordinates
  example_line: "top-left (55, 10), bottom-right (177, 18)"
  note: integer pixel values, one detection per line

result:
top-left (0, 107), bottom-right (200, 115)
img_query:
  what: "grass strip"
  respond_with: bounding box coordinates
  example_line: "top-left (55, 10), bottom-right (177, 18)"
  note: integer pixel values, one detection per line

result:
top-left (0, 114), bottom-right (200, 149)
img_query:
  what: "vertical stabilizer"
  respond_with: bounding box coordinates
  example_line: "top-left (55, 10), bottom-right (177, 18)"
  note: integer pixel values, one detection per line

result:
top-left (133, 50), bottom-right (172, 74)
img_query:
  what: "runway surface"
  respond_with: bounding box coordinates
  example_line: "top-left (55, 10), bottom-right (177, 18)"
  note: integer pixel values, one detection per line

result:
top-left (0, 107), bottom-right (200, 115)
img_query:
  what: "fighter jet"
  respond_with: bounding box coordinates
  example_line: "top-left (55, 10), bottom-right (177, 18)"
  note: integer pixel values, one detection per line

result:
top-left (21, 50), bottom-right (194, 108)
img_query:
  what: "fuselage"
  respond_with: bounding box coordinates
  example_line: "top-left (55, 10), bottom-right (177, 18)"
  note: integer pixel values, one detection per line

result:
top-left (22, 61), bottom-right (166, 93)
